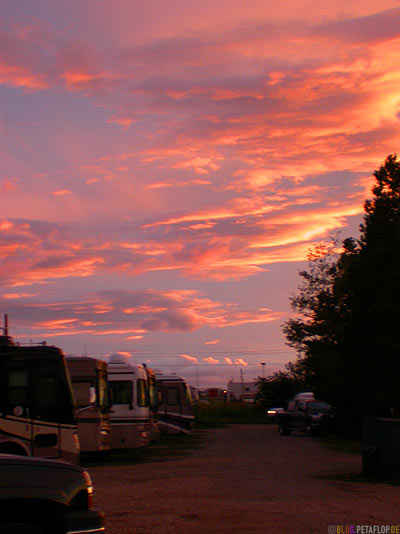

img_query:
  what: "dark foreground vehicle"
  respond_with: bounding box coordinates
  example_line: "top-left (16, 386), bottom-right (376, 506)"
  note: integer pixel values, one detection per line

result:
top-left (0, 454), bottom-right (105, 534)
top-left (278, 398), bottom-right (332, 436)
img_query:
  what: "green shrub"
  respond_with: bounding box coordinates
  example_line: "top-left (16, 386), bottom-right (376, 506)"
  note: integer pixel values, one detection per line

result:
top-left (194, 401), bottom-right (266, 428)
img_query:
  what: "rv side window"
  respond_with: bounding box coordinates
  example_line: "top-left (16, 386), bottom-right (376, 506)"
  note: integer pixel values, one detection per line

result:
top-left (31, 362), bottom-right (62, 422)
top-left (109, 381), bottom-right (132, 405)
top-left (8, 371), bottom-right (29, 409)
top-left (137, 379), bottom-right (147, 407)
top-left (166, 386), bottom-right (180, 406)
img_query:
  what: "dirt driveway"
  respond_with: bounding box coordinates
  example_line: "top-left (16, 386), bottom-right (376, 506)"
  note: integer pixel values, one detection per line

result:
top-left (90, 425), bottom-right (400, 534)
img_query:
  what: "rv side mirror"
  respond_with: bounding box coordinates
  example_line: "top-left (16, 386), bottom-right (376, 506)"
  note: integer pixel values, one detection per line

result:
top-left (89, 386), bottom-right (97, 405)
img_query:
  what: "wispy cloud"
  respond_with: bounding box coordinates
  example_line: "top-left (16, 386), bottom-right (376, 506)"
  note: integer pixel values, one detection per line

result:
top-left (0, 288), bottom-right (283, 340)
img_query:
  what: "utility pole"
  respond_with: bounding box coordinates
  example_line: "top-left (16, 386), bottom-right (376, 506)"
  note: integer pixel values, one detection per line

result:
top-left (261, 362), bottom-right (266, 379)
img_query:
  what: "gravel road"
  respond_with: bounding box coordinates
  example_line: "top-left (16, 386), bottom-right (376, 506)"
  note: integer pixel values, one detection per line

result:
top-left (90, 425), bottom-right (400, 534)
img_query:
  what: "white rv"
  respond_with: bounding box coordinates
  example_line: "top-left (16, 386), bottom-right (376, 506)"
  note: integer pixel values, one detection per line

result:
top-left (107, 355), bottom-right (151, 449)
top-left (156, 372), bottom-right (194, 434)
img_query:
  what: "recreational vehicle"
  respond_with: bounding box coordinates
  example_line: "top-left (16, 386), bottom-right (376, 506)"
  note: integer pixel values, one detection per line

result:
top-left (107, 355), bottom-right (151, 449)
top-left (0, 318), bottom-right (79, 464)
top-left (66, 356), bottom-right (112, 453)
top-left (156, 372), bottom-right (194, 434)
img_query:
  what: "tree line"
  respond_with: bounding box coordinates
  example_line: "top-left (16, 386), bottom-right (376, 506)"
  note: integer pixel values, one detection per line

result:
top-left (258, 155), bottom-right (400, 428)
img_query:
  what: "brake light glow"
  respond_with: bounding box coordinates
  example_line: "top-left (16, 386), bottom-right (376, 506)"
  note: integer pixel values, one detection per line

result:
top-left (82, 470), bottom-right (94, 508)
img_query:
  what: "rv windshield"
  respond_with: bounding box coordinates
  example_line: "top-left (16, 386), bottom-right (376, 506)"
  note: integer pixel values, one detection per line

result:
top-left (109, 380), bottom-right (132, 405)
top-left (6, 355), bottom-right (75, 425)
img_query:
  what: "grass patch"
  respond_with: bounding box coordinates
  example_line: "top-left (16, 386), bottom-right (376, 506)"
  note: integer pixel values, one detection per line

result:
top-left (81, 430), bottom-right (205, 468)
top-left (320, 435), bottom-right (362, 455)
top-left (194, 401), bottom-right (266, 428)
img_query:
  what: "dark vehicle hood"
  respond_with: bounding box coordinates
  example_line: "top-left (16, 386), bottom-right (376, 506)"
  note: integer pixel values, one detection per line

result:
top-left (0, 454), bottom-right (83, 473)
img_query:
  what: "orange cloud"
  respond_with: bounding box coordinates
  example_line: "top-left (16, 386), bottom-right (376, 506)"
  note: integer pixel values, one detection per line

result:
top-left (180, 354), bottom-right (199, 364)
top-left (37, 318), bottom-right (79, 330)
top-left (0, 62), bottom-right (49, 90)
top-left (52, 190), bottom-right (72, 196)
top-left (114, 351), bottom-right (133, 358)
top-left (1, 178), bottom-right (19, 193)
top-left (203, 357), bottom-right (219, 364)
top-left (62, 71), bottom-right (101, 87)
top-left (205, 339), bottom-right (221, 345)
top-left (2, 292), bottom-right (37, 299)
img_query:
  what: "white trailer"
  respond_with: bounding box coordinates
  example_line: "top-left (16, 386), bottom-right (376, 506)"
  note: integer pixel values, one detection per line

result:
top-left (107, 355), bottom-right (151, 449)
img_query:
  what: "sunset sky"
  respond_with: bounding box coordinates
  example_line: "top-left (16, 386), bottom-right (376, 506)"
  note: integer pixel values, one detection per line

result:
top-left (1, 0), bottom-right (400, 387)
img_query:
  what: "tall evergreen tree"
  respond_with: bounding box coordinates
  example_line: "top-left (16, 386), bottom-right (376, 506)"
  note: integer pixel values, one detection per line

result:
top-left (283, 155), bottom-right (400, 424)
top-left (344, 154), bottom-right (400, 418)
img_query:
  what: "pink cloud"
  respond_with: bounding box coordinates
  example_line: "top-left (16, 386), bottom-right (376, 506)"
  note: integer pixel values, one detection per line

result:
top-left (0, 182), bottom-right (368, 285)
top-left (0, 288), bottom-right (284, 341)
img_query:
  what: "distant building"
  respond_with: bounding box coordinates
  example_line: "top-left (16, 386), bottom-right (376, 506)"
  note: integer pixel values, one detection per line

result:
top-left (227, 381), bottom-right (258, 402)
top-left (198, 387), bottom-right (227, 402)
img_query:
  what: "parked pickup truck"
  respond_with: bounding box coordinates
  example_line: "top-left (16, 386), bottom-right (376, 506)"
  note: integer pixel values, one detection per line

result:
top-left (278, 397), bottom-right (332, 436)
top-left (0, 454), bottom-right (105, 534)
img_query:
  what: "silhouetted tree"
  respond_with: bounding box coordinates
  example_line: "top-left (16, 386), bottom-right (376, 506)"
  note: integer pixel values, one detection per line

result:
top-left (342, 154), bottom-right (400, 419)
top-left (257, 361), bottom-right (307, 409)
top-left (283, 155), bottom-right (400, 425)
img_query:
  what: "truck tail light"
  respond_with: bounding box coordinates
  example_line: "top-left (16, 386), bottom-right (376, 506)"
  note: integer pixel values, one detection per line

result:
top-left (82, 470), bottom-right (94, 508)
